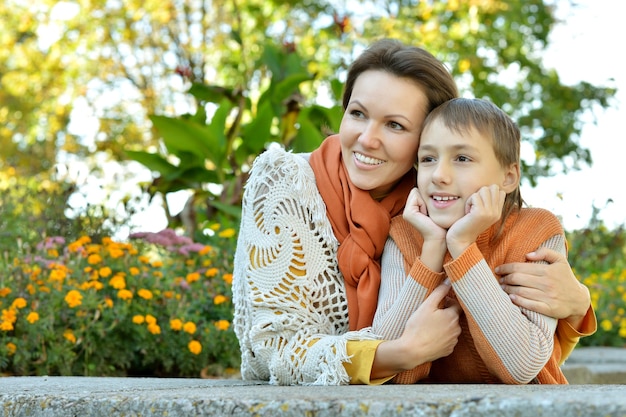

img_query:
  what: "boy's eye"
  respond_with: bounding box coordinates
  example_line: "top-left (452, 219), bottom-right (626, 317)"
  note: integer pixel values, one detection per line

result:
top-left (457, 155), bottom-right (471, 162)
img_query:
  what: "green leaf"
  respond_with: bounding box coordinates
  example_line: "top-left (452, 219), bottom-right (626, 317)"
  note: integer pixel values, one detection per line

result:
top-left (241, 101), bottom-right (275, 153)
top-left (150, 115), bottom-right (219, 163)
top-left (124, 150), bottom-right (178, 177)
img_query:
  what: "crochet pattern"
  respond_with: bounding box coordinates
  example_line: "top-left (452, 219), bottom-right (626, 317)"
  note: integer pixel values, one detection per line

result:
top-left (233, 147), bottom-right (378, 385)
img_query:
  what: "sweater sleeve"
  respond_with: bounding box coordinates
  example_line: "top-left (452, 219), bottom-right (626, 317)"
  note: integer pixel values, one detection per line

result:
top-left (232, 148), bottom-right (379, 385)
top-left (371, 236), bottom-right (445, 383)
top-left (444, 232), bottom-right (566, 384)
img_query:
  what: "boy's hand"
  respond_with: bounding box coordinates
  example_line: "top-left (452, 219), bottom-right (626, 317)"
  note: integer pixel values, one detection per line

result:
top-left (447, 184), bottom-right (504, 257)
top-left (403, 187), bottom-right (446, 242)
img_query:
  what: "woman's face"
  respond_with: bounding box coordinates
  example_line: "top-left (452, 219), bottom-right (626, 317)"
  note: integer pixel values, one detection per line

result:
top-left (339, 70), bottom-right (428, 199)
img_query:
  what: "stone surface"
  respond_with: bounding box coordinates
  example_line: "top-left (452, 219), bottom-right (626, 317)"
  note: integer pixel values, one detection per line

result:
top-left (1, 377), bottom-right (625, 416)
top-left (1, 348), bottom-right (625, 416)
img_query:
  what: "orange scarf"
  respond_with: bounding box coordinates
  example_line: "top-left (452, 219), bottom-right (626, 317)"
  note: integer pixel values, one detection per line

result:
top-left (309, 134), bottom-right (416, 330)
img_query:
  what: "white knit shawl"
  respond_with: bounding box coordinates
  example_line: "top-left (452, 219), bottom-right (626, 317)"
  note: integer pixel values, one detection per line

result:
top-left (232, 146), bottom-right (379, 385)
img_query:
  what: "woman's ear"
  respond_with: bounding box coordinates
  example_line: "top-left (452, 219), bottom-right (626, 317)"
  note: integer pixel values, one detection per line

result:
top-left (502, 163), bottom-right (520, 193)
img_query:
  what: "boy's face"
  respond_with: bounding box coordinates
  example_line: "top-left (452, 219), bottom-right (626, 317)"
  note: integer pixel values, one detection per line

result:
top-left (416, 118), bottom-right (516, 229)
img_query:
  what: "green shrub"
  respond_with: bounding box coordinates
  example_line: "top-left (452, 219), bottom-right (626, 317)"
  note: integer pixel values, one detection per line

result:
top-left (567, 213), bottom-right (626, 347)
top-left (0, 227), bottom-right (240, 377)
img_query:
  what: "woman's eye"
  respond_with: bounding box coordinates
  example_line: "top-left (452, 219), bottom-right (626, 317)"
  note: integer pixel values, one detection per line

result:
top-left (388, 121), bottom-right (404, 130)
top-left (350, 109), bottom-right (365, 118)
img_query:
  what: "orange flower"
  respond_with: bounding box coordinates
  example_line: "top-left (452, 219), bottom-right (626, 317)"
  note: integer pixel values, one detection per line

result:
top-left (129, 267), bottom-right (140, 276)
top-left (132, 315), bottom-right (145, 324)
top-left (109, 275), bottom-right (126, 289)
top-left (213, 295), bottom-right (228, 305)
top-left (169, 318), bottom-right (183, 331)
top-left (215, 320), bottom-right (230, 331)
top-left (182, 321), bottom-right (197, 335)
top-left (147, 323), bottom-right (161, 335)
top-left (63, 329), bottom-right (77, 344)
top-left (64, 290), bottom-right (83, 308)
top-left (0, 288), bottom-right (11, 297)
top-left (11, 297), bottom-right (27, 309)
top-left (205, 268), bottom-right (218, 278)
top-left (99, 266), bottom-right (112, 277)
top-left (198, 245), bottom-right (212, 256)
top-left (117, 289), bottom-right (133, 300)
top-left (186, 272), bottom-right (200, 283)
top-left (188, 340), bottom-right (202, 355)
top-left (6, 342), bottom-right (16, 355)
top-left (145, 314), bottom-right (157, 325)
top-left (222, 273), bottom-right (233, 285)
top-left (26, 312), bottom-right (40, 324)
top-left (87, 254), bottom-right (102, 265)
top-left (138, 289), bottom-right (153, 300)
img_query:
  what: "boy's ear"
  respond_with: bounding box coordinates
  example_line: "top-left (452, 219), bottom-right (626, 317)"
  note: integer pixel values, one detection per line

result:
top-left (502, 163), bottom-right (520, 193)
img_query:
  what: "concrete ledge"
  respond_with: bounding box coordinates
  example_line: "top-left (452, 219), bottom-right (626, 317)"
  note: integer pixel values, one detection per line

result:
top-left (562, 347), bottom-right (626, 384)
top-left (1, 376), bottom-right (626, 416)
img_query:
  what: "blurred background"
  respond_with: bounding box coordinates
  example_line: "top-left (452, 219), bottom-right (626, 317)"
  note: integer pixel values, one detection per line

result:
top-left (0, 0), bottom-right (623, 378)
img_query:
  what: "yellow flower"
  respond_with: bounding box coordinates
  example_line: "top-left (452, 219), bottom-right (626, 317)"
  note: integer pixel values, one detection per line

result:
top-left (6, 342), bottom-right (16, 355)
top-left (99, 266), bottom-right (112, 277)
top-left (213, 295), bottom-right (228, 305)
top-left (132, 315), bottom-right (145, 324)
top-left (0, 321), bottom-right (14, 331)
top-left (109, 275), bottom-right (126, 289)
top-left (218, 228), bottom-right (236, 238)
top-left (64, 290), bottom-right (83, 308)
top-left (108, 247), bottom-right (124, 259)
top-left (138, 289), bottom-right (153, 300)
top-left (104, 298), bottom-right (113, 308)
top-left (151, 260), bottom-right (163, 268)
top-left (138, 255), bottom-right (151, 264)
top-left (1, 308), bottom-right (16, 323)
top-left (63, 329), bottom-right (77, 344)
top-left (205, 268), bottom-right (218, 278)
top-left (183, 321), bottom-right (197, 335)
top-left (215, 320), bottom-right (230, 331)
top-left (87, 254), bottom-right (102, 265)
top-left (170, 318), bottom-right (183, 331)
top-left (147, 323), bottom-right (161, 335)
top-left (601, 319), bottom-right (613, 332)
top-left (186, 272), bottom-right (200, 283)
top-left (26, 311), bottom-right (40, 324)
top-left (188, 340), bottom-right (202, 355)
top-left (117, 289), bottom-right (133, 300)
top-left (49, 268), bottom-right (67, 282)
top-left (47, 248), bottom-right (59, 257)
top-left (0, 288), bottom-right (11, 297)
top-left (145, 314), bottom-right (157, 325)
top-left (222, 273), bottom-right (233, 285)
top-left (12, 297), bottom-right (27, 309)
top-left (129, 267), bottom-right (140, 276)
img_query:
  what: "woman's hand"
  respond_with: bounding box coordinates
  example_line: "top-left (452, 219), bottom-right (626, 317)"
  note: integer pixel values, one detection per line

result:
top-left (372, 283), bottom-right (461, 378)
top-left (496, 247), bottom-right (591, 329)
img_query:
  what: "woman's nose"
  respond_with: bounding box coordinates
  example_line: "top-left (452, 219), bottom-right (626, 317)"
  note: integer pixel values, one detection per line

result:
top-left (358, 122), bottom-right (381, 148)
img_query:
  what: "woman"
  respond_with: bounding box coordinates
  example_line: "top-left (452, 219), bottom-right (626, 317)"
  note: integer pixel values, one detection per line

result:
top-left (232, 39), bottom-right (595, 386)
